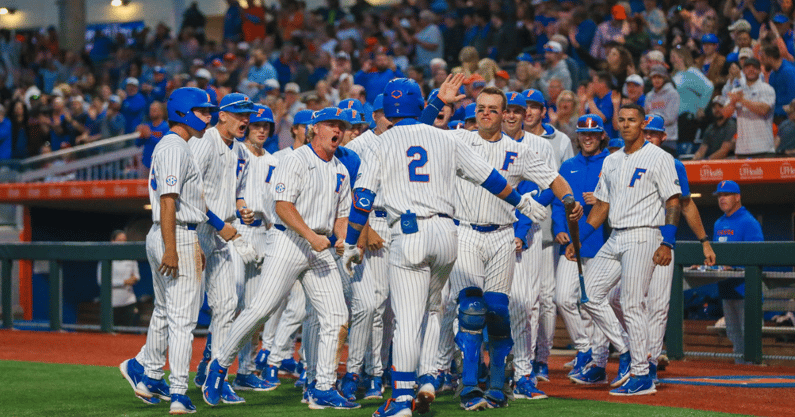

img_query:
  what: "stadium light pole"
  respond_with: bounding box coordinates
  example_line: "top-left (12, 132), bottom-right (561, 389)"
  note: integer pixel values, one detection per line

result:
top-left (56, 0), bottom-right (86, 53)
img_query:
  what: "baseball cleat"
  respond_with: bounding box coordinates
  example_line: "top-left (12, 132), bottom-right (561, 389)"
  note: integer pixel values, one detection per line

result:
top-left (169, 394), bottom-right (196, 415)
top-left (295, 368), bottom-right (307, 388)
top-left (308, 388), bottom-right (361, 409)
top-left (609, 375), bottom-right (656, 396)
top-left (484, 388), bottom-right (508, 408)
top-left (567, 349), bottom-right (593, 378)
top-left (657, 355), bottom-right (669, 371)
top-left (136, 375), bottom-right (171, 400)
top-left (533, 362), bottom-right (549, 382)
top-left (459, 386), bottom-right (489, 411)
top-left (194, 358), bottom-right (208, 388)
top-left (610, 352), bottom-right (631, 387)
top-left (233, 373), bottom-right (278, 391)
top-left (372, 398), bottom-right (414, 417)
top-left (263, 364), bottom-right (281, 386)
top-left (416, 374), bottom-right (437, 414)
top-left (302, 380), bottom-right (316, 404)
top-left (365, 377), bottom-right (384, 400)
top-left (279, 357), bottom-right (302, 377)
top-left (221, 381), bottom-right (245, 404)
top-left (512, 375), bottom-right (548, 399)
top-left (339, 372), bottom-right (361, 401)
top-left (563, 358), bottom-right (575, 370)
top-left (569, 364), bottom-right (608, 385)
top-left (119, 358), bottom-right (161, 405)
top-left (201, 359), bottom-right (227, 407)
top-left (254, 349), bottom-right (270, 374)
top-left (436, 371), bottom-right (457, 393)
top-left (648, 362), bottom-right (658, 384)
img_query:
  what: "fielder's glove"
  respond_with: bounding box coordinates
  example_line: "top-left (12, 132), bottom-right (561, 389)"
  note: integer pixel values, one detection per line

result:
top-left (516, 193), bottom-right (547, 223)
top-left (233, 237), bottom-right (262, 266)
top-left (341, 244), bottom-right (363, 276)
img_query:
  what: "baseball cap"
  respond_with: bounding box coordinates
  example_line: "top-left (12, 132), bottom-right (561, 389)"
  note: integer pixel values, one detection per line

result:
top-left (608, 138), bottom-right (625, 148)
top-left (712, 95), bottom-right (730, 107)
top-left (154, 66), bottom-right (167, 75)
top-left (713, 180), bottom-right (741, 195)
top-left (650, 65), bottom-right (668, 77)
top-left (195, 68), bottom-right (212, 80)
top-left (303, 93), bottom-right (320, 103)
top-left (646, 50), bottom-right (665, 63)
top-left (219, 93), bottom-right (255, 113)
top-left (643, 114), bottom-right (666, 132)
top-left (495, 70), bottom-right (510, 80)
top-left (506, 91), bottom-right (526, 109)
top-left (125, 77), bottom-right (139, 87)
top-left (743, 57), bottom-right (762, 68)
top-left (728, 19), bottom-right (752, 32)
top-left (293, 109), bottom-right (314, 126)
top-left (516, 52), bottom-right (534, 63)
top-left (773, 13), bottom-right (790, 24)
top-left (373, 94), bottom-right (384, 112)
top-left (224, 52), bottom-right (236, 61)
top-left (701, 33), bottom-right (719, 44)
top-left (465, 73), bottom-right (486, 88)
top-left (341, 108), bottom-right (368, 127)
top-left (335, 51), bottom-right (351, 61)
top-left (448, 119), bottom-right (463, 129)
top-left (726, 52), bottom-right (739, 63)
top-left (263, 79), bottom-right (280, 91)
top-left (575, 114), bottom-right (604, 133)
top-left (311, 107), bottom-right (352, 128)
top-left (544, 41), bottom-right (563, 53)
top-left (783, 98), bottom-right (795, 113)
top-left (464, 103), bottom-right (477, 121)
top-left (611, 4), bottom-right (627, 20)
top-left (522, 89), bottom-right (545, 106)
top-left (625, 74), bottom-right (644, 85)
top-left (738, 47), bottom-right (754, 60)
top-left (285, 83), bottom-right (300, 94)
top-left (109, 95), bottom-right (121, 104)
top-left (250, 104), bottom-right (274, 124)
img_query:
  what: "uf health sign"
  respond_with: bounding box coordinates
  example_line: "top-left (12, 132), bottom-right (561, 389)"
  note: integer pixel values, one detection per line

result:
top-left (683, 158), bottom-right (795, 184)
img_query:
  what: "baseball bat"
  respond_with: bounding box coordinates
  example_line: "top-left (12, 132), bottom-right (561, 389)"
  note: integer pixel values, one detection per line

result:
top-left (565, 202), bottom-right (589, 304)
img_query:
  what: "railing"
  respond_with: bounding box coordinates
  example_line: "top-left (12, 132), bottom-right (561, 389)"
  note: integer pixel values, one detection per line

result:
top-left (667, 242), bottom-right (795, 364)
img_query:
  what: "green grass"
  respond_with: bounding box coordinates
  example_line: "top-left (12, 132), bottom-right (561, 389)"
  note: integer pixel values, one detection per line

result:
top-left (0, 360), bottom-right (743, 417)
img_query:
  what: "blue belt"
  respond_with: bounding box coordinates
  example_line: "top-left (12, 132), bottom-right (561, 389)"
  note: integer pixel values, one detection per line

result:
top-left (186, 223), bottom-right (198, 230)
top-left (437, 213), bottom-right (451, 219)
top-left (470, 223), bottom-right (501, 233)
top-left (274, 224), bottom-right (286, 231)
top-left (374, 210), bottom-right (387, 218)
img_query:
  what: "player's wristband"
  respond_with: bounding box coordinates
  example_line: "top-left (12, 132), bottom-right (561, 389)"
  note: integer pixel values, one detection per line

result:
top-left (505, 189), bottom-right (522, 206)
top-left (580, 223), bottom-right (596, 242)
top-left (344, 224), bottom-right (362, 246)
top-left (482, 169), bottom-right (510, 197)
top-left (660, 224), bottom-right (677, 249)
top-left (206, 210), bottom-right (225, 232)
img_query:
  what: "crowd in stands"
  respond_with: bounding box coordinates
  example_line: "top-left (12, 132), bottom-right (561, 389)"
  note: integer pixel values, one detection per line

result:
top-left (2, 0), bottom-right (795, 165)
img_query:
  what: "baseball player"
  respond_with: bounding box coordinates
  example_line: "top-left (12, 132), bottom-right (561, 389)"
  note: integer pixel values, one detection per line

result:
top-left (550, 115), bottom-right (610, 381)
top-left (118, 87), bottom-right (246, 414)
top-left (202, 107), bottom-right (358, 410)
top-left (339, 76), bottom-right (564, 417)
top-left (565, 104), bottom-right (681, 396)
top-left (228, 104), bottom-right (281, 392)
top-left (522, 88), bottom-right (575, 380)
top-left (191, 93), bottom-right (260, 405)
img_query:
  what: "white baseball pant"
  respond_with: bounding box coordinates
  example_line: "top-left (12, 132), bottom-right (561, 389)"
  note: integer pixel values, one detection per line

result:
top-left (554, 255), bottom-right (594, 353)
top-left (267, 281), bottom-right (307, 367)
top-left (509, 223), bottom-right (543, 379)
top-left (534, 241), bottom-right (559, 364)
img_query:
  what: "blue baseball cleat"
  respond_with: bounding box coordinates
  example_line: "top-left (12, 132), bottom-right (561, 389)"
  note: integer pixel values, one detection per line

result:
top-left (194, 359), bottom-right (208, 388)
top-left (169, 393), bottom-right (196, 414)
top-left (263, 364), bottom-right (281, 386)
top-left (221, 381), bottom-right (245, 404)
top-left (201, 359), bottom-right (227, 406)
top-left (295, 368), bottom-right (307, 388)
top-left (309, 388), bottom-right (361, 409)
top-left (649, 362), bottom-right (658, 384)
top-left (513, 375), bottom-right (548, 400)
top-left (609, 374), bottom-right (656, 396)
top-left (533, 361), bottom-right (549, 382)
top-left (119, 358), bottom-right (161, 405)
top-left (279, 357), bottom-right (301, 377)
top-left (339, 372), bottom-right (361, 401)
top-left (365, 377), bottom-right (384, 400)
top-left (611, 352), bottom-right (631, 387)
top-left (373, 398), bottom-right (414, 417)
top-left (567, 349), bottom-right (593, 377)
top-left (254, 349), bottom-right (270, 374)
top-left (233, 373), bottom-right (278, 391)
top-left (136, 375), bottom-right (171, 401)
top-left (484, 388), bottom-right (508, 408)
top-left (569, 364), bottom-right (608, 385)
top-left (459, 386), bottom-right (489, 411)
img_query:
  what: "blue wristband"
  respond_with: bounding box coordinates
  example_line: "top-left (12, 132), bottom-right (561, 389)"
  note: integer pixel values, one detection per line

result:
top-left (580, 222), bottom-right (596, 242)
top-left (344, 224), bottom-right (361, 246)
top-left (482, 169), bottom-right (509, 196)
top-left (505, 189), bottom-right (522, 206)
top-left (660, 224), bottom-right (677, 249)
top-left (206, 210), bottom-right (225, 232)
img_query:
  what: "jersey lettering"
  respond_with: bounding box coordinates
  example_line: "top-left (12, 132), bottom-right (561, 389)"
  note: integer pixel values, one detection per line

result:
top-left (407, 146), bottom-right (429, 182)
top-left (501, 151), bottom-right (518, 171)
top-left (150, 168), bottom-right (157, 190)
top-left (335, 173), bottom-right (346, 193)
top-left (628, 168), bottom-right (647, 187)
top-left (265, 165), bottom-right (276, 183)
top-left (237, 158), bottom-right (246, 178)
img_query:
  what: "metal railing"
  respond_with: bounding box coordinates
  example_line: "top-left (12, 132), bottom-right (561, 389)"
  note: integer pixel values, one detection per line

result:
top-left (667, 242), bottom-right (795, 364)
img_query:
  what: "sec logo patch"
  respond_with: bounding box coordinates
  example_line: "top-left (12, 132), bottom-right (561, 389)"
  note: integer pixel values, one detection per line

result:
top-left (166, 175), bottom-right (177, 186)
top-left (275, 183), bottom-right (286, 193)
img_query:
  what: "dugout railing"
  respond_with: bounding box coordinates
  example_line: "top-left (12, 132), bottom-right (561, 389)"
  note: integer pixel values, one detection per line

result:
top-left (667, 242), bottom-right (795, 364)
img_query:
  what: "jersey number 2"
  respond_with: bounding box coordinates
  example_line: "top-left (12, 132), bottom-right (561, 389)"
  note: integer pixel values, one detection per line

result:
top-left (407, 146), bottom-right (429, 182)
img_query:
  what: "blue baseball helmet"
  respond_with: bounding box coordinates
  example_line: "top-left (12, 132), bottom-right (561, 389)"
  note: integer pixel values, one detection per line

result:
top-left (250, 104), bottom-right (274, 124)
top-left (338, 99), bottom-right (369, 126)
top-left (293, 109), bottom-right (314, 126)
top-left (167, 87), bottom-right (217, 132)
top-left (575, 114), bottom-right (605, 133)
top-left (219, 92), bottom-right (256, 113)
top-left (311, 107), bottom-right (352, 128)
top-left (506, 91), bottom-right (526, 109)
top-left (464, 102), bottom-right (477, 121)
top-left (643, 114), bottom-right (666, 132)
top-left (373, 94), bottom-right (384, 112)
top-left (608, 138), bottom-right (625, 148)
top-left (383, 78), bottom-right (424, 118)
top-left (522, 89), bottom-right (545, 107)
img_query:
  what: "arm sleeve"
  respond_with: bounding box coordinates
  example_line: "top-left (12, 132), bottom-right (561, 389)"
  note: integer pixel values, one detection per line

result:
top-left (152, 147), bottom-right (185, 197)
top-left (593, 166), bottom-right (610, 203)
top-left (654, 153), bottom-right (683, 202)
top-left (271, 153), bottom-right (304, 203)
top-left (520, 147), bottom-right (558, 190)
top-left (420, 95), bottom-right (445, 125)
top-left (453, 133), bottom-right (497, 185)
top-left (745, 217), bottom-right (765, 242)
top-left (535, 188), bottom-right (555, 206)
top-left (674, 159), bottom-right (691, 199)
top-left (336, 171), bottom-right (351, 218)
top-left (551, 195), bottom-right (568, 236)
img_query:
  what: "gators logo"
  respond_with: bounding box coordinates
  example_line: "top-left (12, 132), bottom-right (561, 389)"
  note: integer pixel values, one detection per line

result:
top-left (391, 90), bottom-right (403, 99)
top-left (336, 108), bottom-right (343, 116)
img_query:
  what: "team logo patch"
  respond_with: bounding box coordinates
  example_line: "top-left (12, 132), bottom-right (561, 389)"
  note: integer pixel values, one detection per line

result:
top-left (275, 183), bottom-right (286, 193)
top-left (166, 175), bottom-right (177, 186)
top-left (391, 90), bottom-right (403, 99)
top-left (675, 179), bottom-right (680, 185)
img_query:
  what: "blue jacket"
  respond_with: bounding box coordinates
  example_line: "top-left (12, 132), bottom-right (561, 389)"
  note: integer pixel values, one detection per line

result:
top-left (121, 93), bottom-right (147, 134)
top-left (354, 68), bottom-right (404, 104)
top-left (551, 150), bottom-right (609, 258)
top-left (714, 206), bottom-right (764, 299)
top-left (0, 118), bottom-right (11, 160)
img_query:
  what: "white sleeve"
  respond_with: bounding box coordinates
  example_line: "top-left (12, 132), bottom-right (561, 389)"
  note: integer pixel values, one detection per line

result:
top-left (453, 132), bottom-right (493, 184)
top-left (152, 147), bottom-right (186, 197)
top-left (236, 150), bottom-right (249, 200)
top-left (653, 153), bottom-right (682, 202)
top-left (520, 147), bottom-right (559, 190)
top-left (355, 143), bottom-right (382, 193)
top-left (337, 172), bottom-right (351, 218)
top-left (271, 153), bottom-right (304, 203)
top-left (593, 163), bottom-right (610, 203)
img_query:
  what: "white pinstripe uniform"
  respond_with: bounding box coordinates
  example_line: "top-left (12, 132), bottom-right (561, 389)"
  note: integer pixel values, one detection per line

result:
top-left (534, 126), bottom-right (574, 367)
top-left (213, 144), bottom-right (350, 392)
top-left (343, 130), bottom-right (391, 378)
top-left (189, 126), bottom-right (249, 373)
top-left (230, 145), bottom-right (278, 375)
top-left (135, 133), bottom-right (208, 395)
top-left (510, 131), bottom-right (559, 379)
top-left (581, 142), bottom-right (680, 375)
top-left (355, 121), bottom-right (508, 397)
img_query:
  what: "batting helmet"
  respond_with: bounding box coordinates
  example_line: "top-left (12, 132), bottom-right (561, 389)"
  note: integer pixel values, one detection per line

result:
top-left (383, 78), bottom-right (424, 118)
top-left (575, 114), bottom-right (605, 133)
top-left (373, 94), bottom-right (385, 112)
top-left (293, 109), bottom-right (314, 126)
top-left (167, 87), bottom-right (217, 132)
top-left (464, 103), bottom-right (477, 121)
top-left (643, 114), bottom-right (666, 132)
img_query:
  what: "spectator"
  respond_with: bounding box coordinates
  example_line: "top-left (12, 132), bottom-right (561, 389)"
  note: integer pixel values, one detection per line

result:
top-left (771, 13), bottom-right (795, 58)
top-left (545, 78), bottom-right (564, 114)
top-left (10, 100), bottom-right (29, 159)
top-left (442, 12), bottom-right (465, 67)
top-left (120, 78), bottom-right (146, 134)
top-left (246, 48), bottom-right (278, 86)
top-left (100, 96), bottom-right (126, 139)
top-left (605, 45), bottom-right (634, 91)
top-left (724, 0), bottom-right (769, 39)
top-left (223, 0), bottom-right (244, 42)
top-left (644, 65), bottom-right (680, 152)
top-left (696, 34), bottom-right (727, 86)
top-left (458, 46), bottom-right (480, 75)
top-left (354, 50), bottom-right (402, 104)
top-left (283, 83), bottom-right (306, 119)
top-left (727, 19), bottom-right (755, 53)
top-left (0, 104), bottom-right (10, 160)
top-left (760, 43), bottom-right (795, 123)
top-left (694, 96), bottom-right (738, 160)
top-left (776, 98), bottom-right (795, 155)
top-left (671, 46), bottom-right (714, 148)
top-left (412, 10), bottom-right (444, 68)
top-left (537, 41), bottom-right (572, 96)
top-left (622, 74), bottom-right (646, 107)
top-left (67, 96), bottom-right (90, 143)
top-left (43, 97), bottom-right (75, 151)
top-left (680, 0), bottom-right (718, 40)
top-left (641, 0), bottom-right (668, 45)
top-left (712, 180), bottom-right (764, 364)
top-left (551, 89), bottom-right (579, 150)
top-left (724, 57), bottom-right (776, 157)
top-left (579, 71), bottom-right (618, 140)
top-left (490, 11), bottom-right (517, 63)
top-left (135, 102), bottom-right (168, 169)
top-left (97, 230), bottom-right (141, 327)
top-left (590, 4), bottom-right (630, 60)
top-left (624, 15), bottom-right (651, 61)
